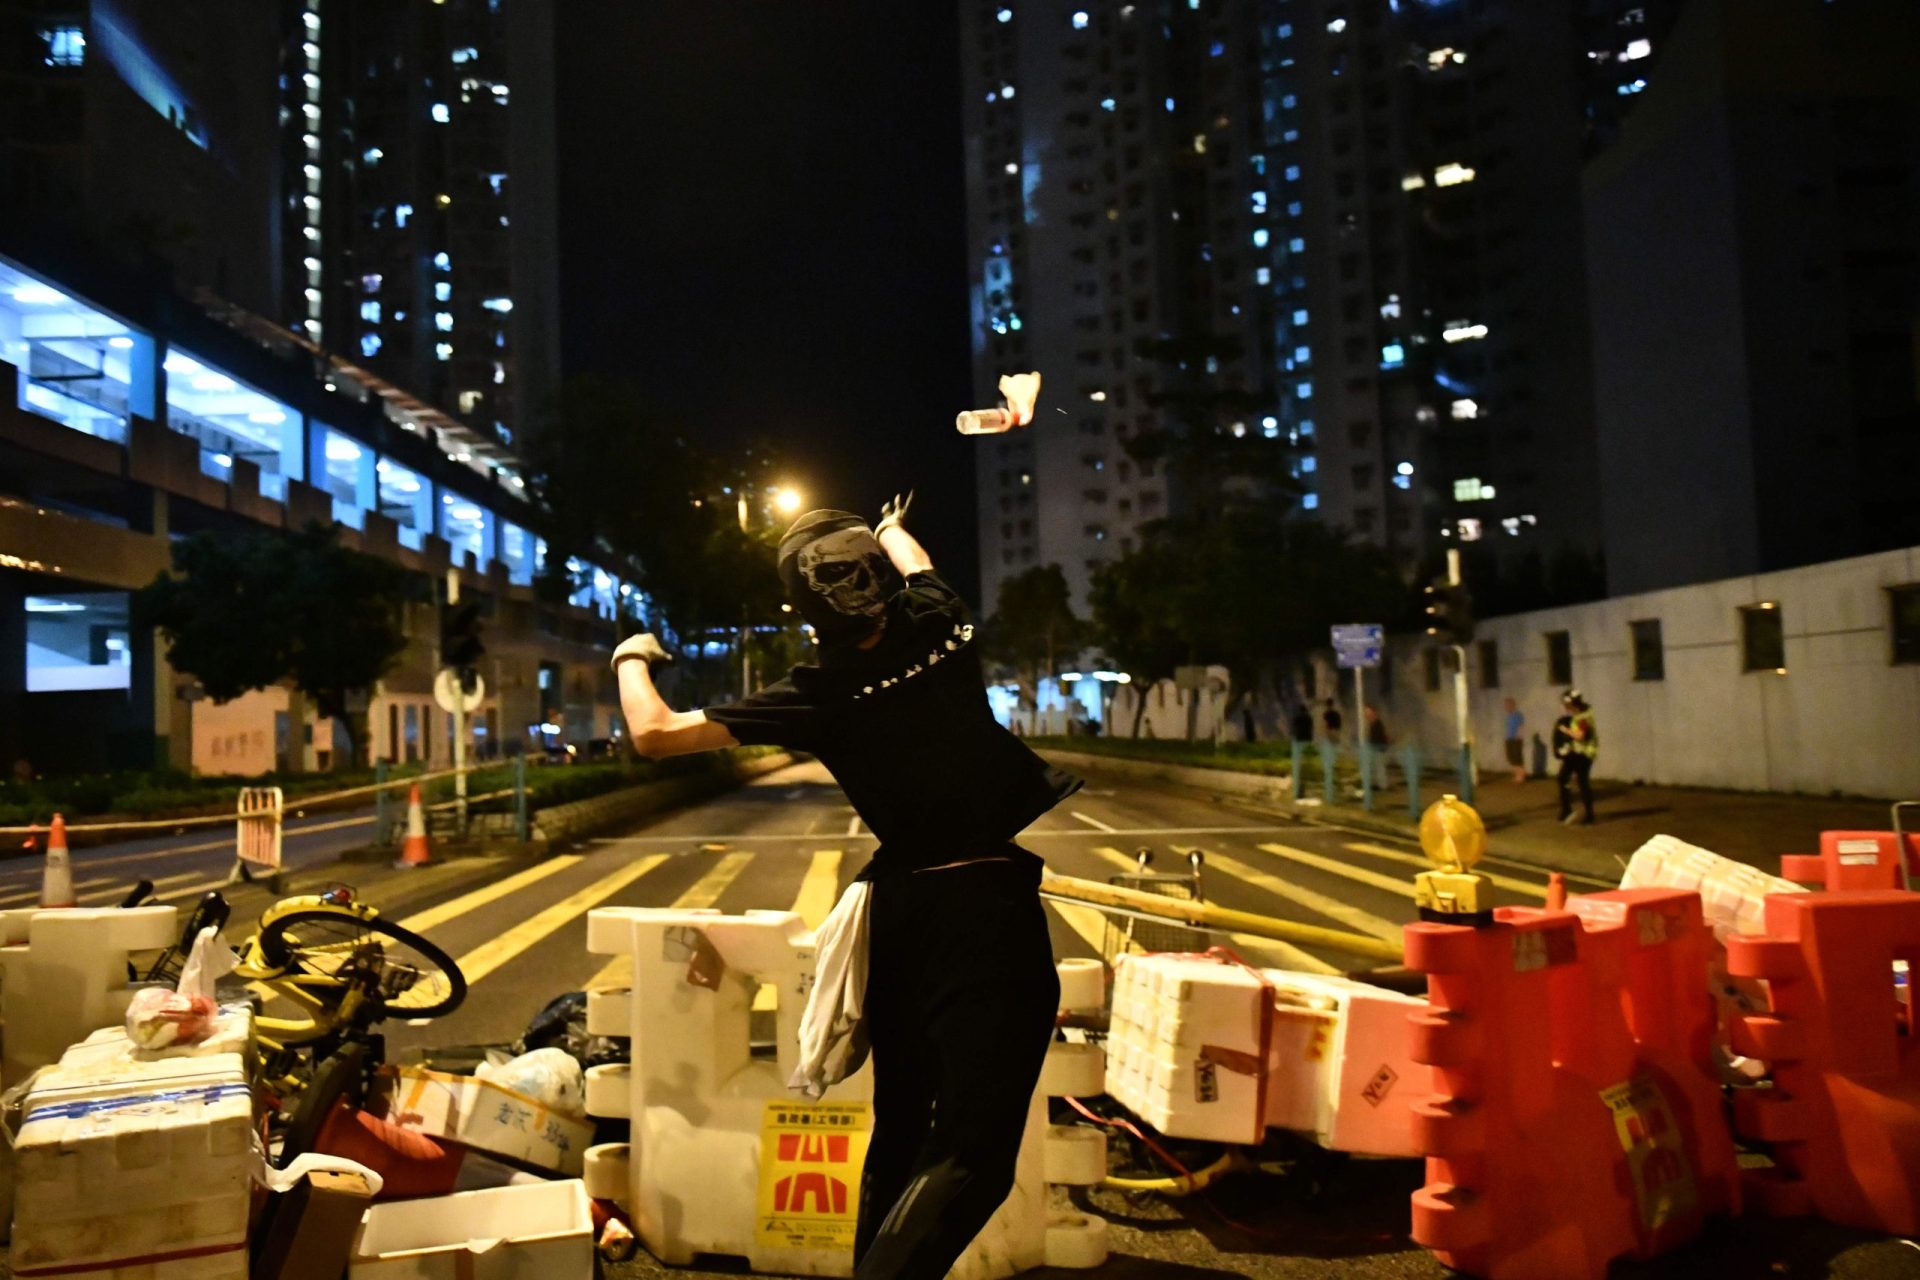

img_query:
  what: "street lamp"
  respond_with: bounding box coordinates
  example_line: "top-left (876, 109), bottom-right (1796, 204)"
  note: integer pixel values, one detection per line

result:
top-left (771, 486), bottom-right (804, 516)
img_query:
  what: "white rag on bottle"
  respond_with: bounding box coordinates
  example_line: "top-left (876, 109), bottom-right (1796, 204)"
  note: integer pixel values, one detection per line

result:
top-left (789, 880), bottom-right (873, 1099)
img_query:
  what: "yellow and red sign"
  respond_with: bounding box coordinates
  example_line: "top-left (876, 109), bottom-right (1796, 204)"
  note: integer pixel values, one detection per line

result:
top-left (1600, 1076), bottom-right (1698, 1235)
top-left (755, 1100), bottom-right (873, 1253)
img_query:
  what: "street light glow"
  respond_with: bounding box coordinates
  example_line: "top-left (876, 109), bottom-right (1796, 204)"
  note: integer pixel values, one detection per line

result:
top-left (772, 487), bottom-right (804, 515)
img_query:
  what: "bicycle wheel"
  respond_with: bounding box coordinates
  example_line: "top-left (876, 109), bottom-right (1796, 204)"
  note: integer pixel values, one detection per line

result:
top-left (257, 908), bottom-right (467, 1020)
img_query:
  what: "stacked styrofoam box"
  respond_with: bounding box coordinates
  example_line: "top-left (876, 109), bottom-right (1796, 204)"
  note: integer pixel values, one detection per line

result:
top-left (56, 1004), bottom-right (256, 1073)
top-left (1105, 953), bottom-right (1270, 1145)
top-left (9, 1049), bottom-right (254, 1279)
top-left (1259, 970), bottom-right (1423, 1157)
top-left (0, 905), bottom-right (179, 1082)
top-left (1621, 834), bottom-right (1806, 943)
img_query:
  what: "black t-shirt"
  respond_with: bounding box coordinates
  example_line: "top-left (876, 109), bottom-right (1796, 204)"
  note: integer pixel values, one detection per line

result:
top-left (704, 571), bottom-right (1082, 871)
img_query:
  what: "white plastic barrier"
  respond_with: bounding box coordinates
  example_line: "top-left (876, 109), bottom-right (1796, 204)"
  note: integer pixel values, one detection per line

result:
top-left (1105, 953), bottom-right (1424, 1156)
top-left (0, 905), bottom-right (178, 1082)
top-left (582, 907), bottom-right (1107, 1278)
top-left (1620, 834), bottom-right (1806, 943)
top-left (10, 1049), bottom-right (252, 1277)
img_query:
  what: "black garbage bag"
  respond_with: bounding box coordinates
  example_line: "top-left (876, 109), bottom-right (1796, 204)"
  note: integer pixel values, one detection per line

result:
top-left (514, 991), bottom-right (628, 1070)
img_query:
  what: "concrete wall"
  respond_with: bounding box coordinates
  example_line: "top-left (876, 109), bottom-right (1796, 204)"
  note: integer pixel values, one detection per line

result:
top-left (1328, 546), bottom-right (1920, 798)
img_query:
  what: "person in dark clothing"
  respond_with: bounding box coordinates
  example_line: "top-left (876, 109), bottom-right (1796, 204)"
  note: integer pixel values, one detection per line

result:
top-left (1290, 704), bottom-right (1314, 744)
top-left (1364, 705), bottom-right (1392, 790)
top-left (610, 496), bottom-right (1079, 1280)
top-left (1552, 688), bottom-right (1598, 825)
top-left (1321, 697), bottom-right (1344, 740)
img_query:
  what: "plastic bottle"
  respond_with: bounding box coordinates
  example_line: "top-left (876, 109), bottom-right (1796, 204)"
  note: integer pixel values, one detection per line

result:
top-left (956, 408), bottom-right (1018, 435)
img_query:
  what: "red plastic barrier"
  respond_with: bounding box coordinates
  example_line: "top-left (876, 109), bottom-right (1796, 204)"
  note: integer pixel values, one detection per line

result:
top-left (1779, 831), bottom-right (1919, 892)
top-left (1727, 891), bottom-right (1920, 1233)
top-left (1406, 889), bottom-right (1739, 1280)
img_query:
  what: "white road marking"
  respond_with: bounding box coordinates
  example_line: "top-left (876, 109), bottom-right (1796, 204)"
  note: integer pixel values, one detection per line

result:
top-left (587, 825), bottom-right (1286, 845)
top-left (1341, 841), bottom-right (1549, 899)
top-left (1083, 846), bottom-right (1336, 973)
top-left (1070, 812), bottom-right (1117, 832)
top-left (846, 813), bottom-right (864, 837)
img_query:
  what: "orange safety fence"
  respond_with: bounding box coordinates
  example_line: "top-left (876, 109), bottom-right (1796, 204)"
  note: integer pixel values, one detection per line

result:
top-left (1728, 890), bottom-right (1920, 1234)
top-left (1779, 830), bottom-right (1920, 893)
top-left (1405, 888), bottom-right (1739, 1280)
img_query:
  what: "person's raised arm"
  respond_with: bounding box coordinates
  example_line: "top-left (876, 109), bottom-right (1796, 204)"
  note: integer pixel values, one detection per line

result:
top-left (875, 491), bottom-right (933, 577)
top-left (612, 634), bottom-right (738, 759)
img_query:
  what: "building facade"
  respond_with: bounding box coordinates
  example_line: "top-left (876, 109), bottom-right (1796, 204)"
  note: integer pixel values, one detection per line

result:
top-left (0, 244), bottom-right (625, 777)
top-left (1585, 0), bottom-right (1920, 596)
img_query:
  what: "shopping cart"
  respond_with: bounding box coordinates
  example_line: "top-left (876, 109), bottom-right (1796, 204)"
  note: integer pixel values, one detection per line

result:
top-left (1101, 847), bottom-right (1213, 963)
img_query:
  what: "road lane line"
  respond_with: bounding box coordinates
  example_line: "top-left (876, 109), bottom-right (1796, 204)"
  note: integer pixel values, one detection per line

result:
top-left (1341, 841), bottom-right (1549, 899)
top-left (396, 856), bottom-right (585, 934)
top-left (791, 851), bottom-right (843, 930)
top-left (1049, 901), bottom-right (1113, 958)
top-left (591, 852), bottom-right (757, 990)
top-left (460, 855), bottom-right (670, 986)
top-left (846, 814), bottom-right (863, 837)
top-left (1081, 847), bottom-right (1337, 974)
top-left (9, 815), bottom-right (381, 876)
top-left (1200, 850), bottom-right (1404, 943)
top-left (1258, 843), bottom-right (1418, 900)
top-left (1070, 811), bottom-right (1117, 832)
top-left (585, 826), bottom-right (1281, 844)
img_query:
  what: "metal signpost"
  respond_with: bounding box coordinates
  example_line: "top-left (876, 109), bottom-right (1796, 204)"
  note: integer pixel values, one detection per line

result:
top-left (1332, 625), bottom-right (1384, 810)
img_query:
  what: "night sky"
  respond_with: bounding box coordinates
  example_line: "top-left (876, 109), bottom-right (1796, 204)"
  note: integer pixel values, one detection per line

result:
top-left (556, 4), bottom-right (981, 602)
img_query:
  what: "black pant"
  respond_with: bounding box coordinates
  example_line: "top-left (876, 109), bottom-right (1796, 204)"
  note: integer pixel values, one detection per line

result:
top-left (854, 855), bottom-right (1059, 1279)
top-left (1558, 754), bottom-right (1595, 820)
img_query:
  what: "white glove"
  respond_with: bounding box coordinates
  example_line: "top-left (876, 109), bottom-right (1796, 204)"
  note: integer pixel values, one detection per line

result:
top-left (611, 632), bottom-right (672, 673)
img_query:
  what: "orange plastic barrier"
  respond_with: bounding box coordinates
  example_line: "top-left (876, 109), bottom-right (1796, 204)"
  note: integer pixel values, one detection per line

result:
top-left (1727, 890), bottom-right (1920, 1233)
top-left (1779, 831), bottom-right (1919, 892)
top-left (1405, 888), bottom-right (1739, 1280)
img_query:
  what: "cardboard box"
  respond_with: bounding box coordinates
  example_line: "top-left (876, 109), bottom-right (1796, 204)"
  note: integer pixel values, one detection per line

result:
top-left (256, 1168), bottom-right (376, 1280)
top-left (376, 1068), bottom-right (591, 1176)
top-left (351, 1179), bottom-right (593, 1279)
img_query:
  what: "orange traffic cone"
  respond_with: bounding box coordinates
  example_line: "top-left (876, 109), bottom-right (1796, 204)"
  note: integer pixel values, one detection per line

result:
top-left (396, 784), bottom-right (431, 868)
top-left (40, 813), bottom-right (75, 908)
top-left (1544, 871), bottom-right (1568, 912)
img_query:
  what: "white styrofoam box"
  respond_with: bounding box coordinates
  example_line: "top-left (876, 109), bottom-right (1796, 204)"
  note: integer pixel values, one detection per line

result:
top-left (10, 1062), bottom-right (254, 1275)
top-left (1056, 958), bottom-right (1104, 1011)
top-left (57, 1005), bottom-right (255, 1073)
top-left (351, 1178), bottom-right (594, 1279)
top-left (1105, 954), bottom-right (1269, 1145)
top-left (1260, 970), bottom-right (1423, 1157)
top-left (0, 905), bottom-right (179, 1082)
top-left (375, 1067), bottom-right (593, 1176)
top-left (1620, 834), bottom-right (1805, 943)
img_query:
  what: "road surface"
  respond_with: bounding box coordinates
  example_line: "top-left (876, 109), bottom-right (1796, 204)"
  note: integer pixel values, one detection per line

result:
top-left (15, 761), bottom-right (1912, 1278)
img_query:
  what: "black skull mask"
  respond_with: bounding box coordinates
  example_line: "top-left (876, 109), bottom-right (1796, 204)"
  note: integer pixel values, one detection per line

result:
top-left (777, 510), bottom-right (905, 655)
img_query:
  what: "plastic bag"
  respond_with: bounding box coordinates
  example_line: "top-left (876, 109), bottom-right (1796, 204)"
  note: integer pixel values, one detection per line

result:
top-left (475, 1046), bottom-right (586, 1118)
top-left (125, 926), bottom-right (237, 1049)
top-left (515, 991), bottom-right (628, 1070)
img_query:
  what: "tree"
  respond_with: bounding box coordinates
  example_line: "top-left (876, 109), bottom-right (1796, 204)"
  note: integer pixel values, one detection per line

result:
top-left (984, 565), bottom-right (1086, 705)
top-left (1088, 546), bottom-right (1189, 737)
top-left (135, 526), bottom-right (410, 769)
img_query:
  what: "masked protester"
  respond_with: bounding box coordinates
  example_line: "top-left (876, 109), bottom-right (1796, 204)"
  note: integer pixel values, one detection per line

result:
top-left (610, 496), bottom-right (1081, 1280)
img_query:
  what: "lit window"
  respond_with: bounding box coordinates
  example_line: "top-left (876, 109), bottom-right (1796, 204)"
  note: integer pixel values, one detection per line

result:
top-left (1293, 309), bottom-right (1308, 325)
top-left (1442, 321), bottom-right (1489, 343)
top-left (1434, 162), bottom-right (1476, 187)
top-left (1380, 343), bottom-right (1406, 369)
top-left (481, 297), bottom-right (512, 313)
top-left (395, 203), bottom-right (412, 227)
top-left (1327, 17), bottom-right (1348, 33)
top-left (359, 301), bottom-right (381, 322)
top-left (1284, 164), bottom-right (1301, 182)
top-left (435, 281), bottom-right (452, 302)
top-left (360, 333), bottom-right (382, 357)
top-left (41, 26), bottom-right (85, 66)
top-left (1072, 11), bottom-right (1089, 28)
top-left (452, 45), bottom-right (478, 62)
top-left (1100, 98), bottom-right (1116, 111)
top-left (1296, 380), bottom-right (1313, 400)
top-left (1251, 229), bottom-right (1269, 248)
top-left (1402, 173), bottom-right (1428, 191)
top-left (435, 342), bottom-right (453, 361)
top-left (431, 102), bottom-right (451, 123)
top-left (1302, 493), bottom-right (1319, 510)
top-left (1288, 237), bottom-right (1305, 252)
top-left (1277, 23), bottom-right (1293, 38)
top-left (1209, 40), bottom-right (1224, 56)
top-left (1293, 346), bottom-right (1310, 364)
top-left (1618, 79), bottom-right (1647, 95)
top-left (435, 312), bottom-right (454, 332)
top-left (1287, 200), bottom-right (1302, 216)
top-left (996, 7), bottom-right (1012, 20)
top-left (1165, 97), bottom-right (1176, 112)
top-left (1299, 456), bottom-right (1316, 474)
top-left (436, 193), bottom-right (451, 208)
top-left (1622, 38), bottom-right (1652, 61)
top-left (1394, 473), bottom-right (1412, 490)
top-left (1000, 84), bottom-right (1016, 99)
top-left (1457, 518), bottom-right (1483, 542)
top-left (1450, 398), bottom-right (1479, 420)
top-left (1381, 295), bottom-right (1402, 320)
top-left (1005, 161), bottom-right (1019, 174)
top-left (1262, 416), bottom-right (1277, 430)
top-left (1255, 267), bottom-right (1272, 285)
top-left (1281, 94), bottom-right (1297, 109)
top-left (434, 252), bottom-right (451, 271)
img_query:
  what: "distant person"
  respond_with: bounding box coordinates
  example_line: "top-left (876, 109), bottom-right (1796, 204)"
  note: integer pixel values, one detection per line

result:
top-left (1553, 688), bottom-right (1598, 825)
top-left (1321, 697), bottom-right (1343, 742)
top-left (1503, 698), bottom-right (1527, 784)
top-left (1364, 705), bottom-right (1392, 790)
top-left (1290, 703), bottom-right (1314, 746)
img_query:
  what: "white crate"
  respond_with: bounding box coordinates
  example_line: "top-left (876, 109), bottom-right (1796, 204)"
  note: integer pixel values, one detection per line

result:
top-left (1105, 954), bottom-right (1269, 1145)
top-left (350, 1179), bottom-right (594, 1279)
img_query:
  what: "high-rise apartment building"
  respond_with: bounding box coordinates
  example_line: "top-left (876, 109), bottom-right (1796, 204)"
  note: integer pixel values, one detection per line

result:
top-left (962, 0), bottom-right (1297, 612)
top-left (965, 1), bottom-right (1687, 614)
top-left (279, 0), bottom-right (560, 459)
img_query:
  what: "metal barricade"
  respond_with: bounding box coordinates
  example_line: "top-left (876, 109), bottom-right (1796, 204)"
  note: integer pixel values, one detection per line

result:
top-left (232, 785), bottom-right (285, 891)
top-left (1102, 848), bottom-right (1211, 961)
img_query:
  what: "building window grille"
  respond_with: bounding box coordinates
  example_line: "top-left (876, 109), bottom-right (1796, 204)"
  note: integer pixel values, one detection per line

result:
top-left (1630, 619), bottom-right (1664, 681)
top-left (1545, 630), bottom-right (1573, 685)
top-left (1740, 604), bottom-right (1786, 673)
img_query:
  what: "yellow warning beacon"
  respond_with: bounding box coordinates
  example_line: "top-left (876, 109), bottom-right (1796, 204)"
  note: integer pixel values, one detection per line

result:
top-left (1414, 795), bottom-right (1492, 925)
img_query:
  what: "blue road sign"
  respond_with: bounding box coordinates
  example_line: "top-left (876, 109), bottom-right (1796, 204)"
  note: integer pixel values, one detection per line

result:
top-left (1331, 623), bottom-right (1384, 670)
